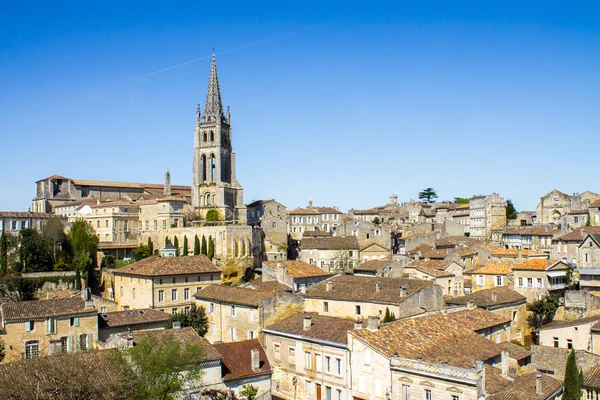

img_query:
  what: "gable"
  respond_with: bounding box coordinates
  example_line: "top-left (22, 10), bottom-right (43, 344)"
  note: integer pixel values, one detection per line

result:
top-left (361, 243), bottom-right (390, 252)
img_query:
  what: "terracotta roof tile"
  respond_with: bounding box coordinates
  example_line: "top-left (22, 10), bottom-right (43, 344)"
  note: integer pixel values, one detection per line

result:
top-left (472, 263), bottom-right (513, 275)
top-left (511, 259), bottom-right (562, 271)
top-left (245, 277), bottom-right (292, 292)
top-left (1, 297), bottom-right (96, 322)
top-left (354, 260), bottom-right (394, 271)
top-left (446, 288), bottom-right (526, 308)
top-left (488, 372), bottom-right (563, 400)
top-left (212, 339), bottom-right (272, 381)
top-left (552, 227), bottom-right (600, 243)
top-left (496, 341), bottom-right (532, 361)
top-left (193, 285), bottom-right (275, 307)
top-left (301, 236), bottom-right (359, 250)
top-left (129, 327), bottom-right (221, 360)
top-left (503, 227), bottom-right (560, 236)
top-left (113, 255), bottom-right (220, 277)
top-left (99, 308), bottom-right (170, 328)
top-left (414, 266), bottom-right (454, 278)
top-left (535, 315), bottom-right (600, 331)
top-left (585, 363), bottom-right (600, 389)
top-left (408, 260), bottom-right (458, 270)
top-left (265, 312), bottom-right (360, 345)
top-left (263, 260), bottom-right (331, 278)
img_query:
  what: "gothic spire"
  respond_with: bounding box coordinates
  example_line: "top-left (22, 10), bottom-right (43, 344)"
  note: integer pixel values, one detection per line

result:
top-left (203, 52), bottom-right (224, 122)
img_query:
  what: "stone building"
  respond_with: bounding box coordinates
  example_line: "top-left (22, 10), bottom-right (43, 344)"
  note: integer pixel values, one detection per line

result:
top-left (536, 189), bottom-right (600, 226)
top-left (551, 226), bottom-right (600, 265)
top-left (512, 259), bottom-right (569, 303)
top-left (191, 54), bottom-right (246, 224)
top-left (261, 260), bottom-right (331, 292)
top-left (404, 259), bottom-right (465, 296)
top-left (501, 227), bottom-right (559, 254)
top-left (584, 364), bottom-right (600, 400)
top-left (110, 255), bottom-right (221, 313)
top-left (0, 211), bottom-right (58, 236)
top-left (0, 293), bottom-right (98, 362)
top-left (288, 202), bottom-right (344, 240)
top-left (246, 199), bottom-right (287, 230)
top-left (535, 315), bottom-right (600, 354)
top-left (470, 263), bottom-right (513, 292)
top-left (578, 233), bottom-right (600, 292)
top-left (299, 236), bottom-right (360, 272)
top-left (469, 193), bottom-right (507, 240)
top-left (97, 308), bottom-right (170, 342)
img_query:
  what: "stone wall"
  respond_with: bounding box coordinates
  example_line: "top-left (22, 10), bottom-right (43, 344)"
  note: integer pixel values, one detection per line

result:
top-left (531, 345), bottom-right (600, 380)
top-left (564, 290), bottom-right (600, 319)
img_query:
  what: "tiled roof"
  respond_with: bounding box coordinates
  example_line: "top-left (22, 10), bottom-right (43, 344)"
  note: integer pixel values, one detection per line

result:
top-left (472, 263), bottom-right (512, 275)
top-left (446, 288), bottom-right (526, 308)
top-left (90, 199), bottom-right (135, 208)
top-left (113, 255), bottom-right (220, 277)
top-left (350, 309), bottom-right (505, 368)
top-left (265, 312), bottom-right (360, 345)
top-left (245, 277), bottom-right (292, 292)
top-left (302, 230), bottom-right (332, 238)
top-left (289, 208), bottom-right (320, 215)
top-left (592, 321), bottom-right (600, 332)
top-left (474, 244), bottom-right (538, 256)
top-left (99, 308), bottom-right (169, 328)
top-left (535, 315), bottom-right (600, 331)
top-left (303, 275), bottom-right (431, 304)
top-left (354, 260), bottom-right (394, 271)
top-left (407, 259), bottom-right (458, 270)
top-left (246, 199), bottom-right (274, 208)
top-left (129, 327), bottom-right (221, 360)
top-left (193, 285), bottom-right (274, 307)
top-left (212, 339), bottom-right (272, 381)
top-left (496, 341), bottom-right (532, 361)
top-left (503, 227), bottom-right (560, 236)
top-left (301, 236), bottom-right (359, 250)
top-left (585, 363), bottom-right (600, 389)
top-left (485, 366), bottom-right (514, 394)
top-left (553, 227), bottom-right (600, 242)
top-left (263, 260), bottom-right (330, 278)
top-left (0, 211), bottom-right (56, 218)
top-left (435, 239), bottom-right (456, 248)
top-left (419, 250), bottom-right (448, 259)
top-left (458, 247), bottom-right (478, 257)
top-left (72, 179), bottom-right (190, 191)
top-left (414, 266), bottom-right (454, 278)
top-left (512, 259), bottom-right (562, 271)
top-left (1, 297), bottom-right (95, 322)
top-left (488, 372), bottom-right (563, 400)
top-left (590, 200), bottom-right (600, 209)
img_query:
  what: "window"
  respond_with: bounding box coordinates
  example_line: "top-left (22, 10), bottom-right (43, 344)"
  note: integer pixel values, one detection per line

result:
top-left (335, 358), bottom-right (341, 375)
top-left (46, 317), bottom-right (56, 334)
top-left (172, 308), bottom-right (177, 315)
top-left (132, 288), bottom-right (136, 299)
top-left (537, 278), bottom-right (543, 288)
top-left (325, 356), bottom-right (331, 373)
top-left (171, 289), bottom-right (177, 301)
top-left (230, 327), bottom-right (236, 340)
top-left (211, 323), bottom-right (217, 336)
top-left (315, 354), bottom-right (322, 372)
top-left (355, 305), bottom-right (361, 315)
top-left (323, 302), bottom-right (329, 312)
top-left (209, 303), bottom-right (215, 314)
top-left (184, 306), bottom-right (190, 315)
top-left (306, 381), bottom-right (313, 399)
top-left (451, 396), bottom-right (460, 400)
top-left (69, 317), bottom-right (79, 327)
top-left (512, 311), bottom-right (517, 322)
top-left (25, 320), bottom-right (34, 332)
top-left (477, 275), bottom-right (484, 285)
top-left (25, 341), bottom-right (39, 359)
top-left (305, 351), bottom-right (312, 369)
top-left (402, 385), bottom-right (411, 400)
top-left (289, 347), bottom-right (296, 364)
top-left (153, 220), bottom-right (157, 230)
top-left (516, 329), bottom-right (522, 338)
top-left (120, 286), bottom-right (124, 298)
top-left (105, 220), bottom-right (108, 228)
top-left (528, 278), bottom-right (533, 288)
top-left (336, 389), bottom-right (342, 400)
top-left (274, 343), bottom-right (281, 359)
top-left (158, 290), bottom-right (164, 302)
top-left (184, 288), bottom-right (190, 300)
top-left (162, 220), bottom-right (167, 230)
top-left (496, 275), bottom-right (503, 286)
top-left (518, 277), bottom-right (523, 287)
top-left (567, 339), bottom-right (573, 349)
top-left (59, 336), bottom-right (68, 353)
top-left (80, 334), bottom-right (88, 351)
top-left (248, 309), bottom-right (255, 322)
top-left (553, 337), bottom-right (559, 347)
top-left (424, 389), bottom-right (432, 400)
top-left (364, 348), bottom-right (371, 365)
top-left (231, 305), bottom-right (236, 317)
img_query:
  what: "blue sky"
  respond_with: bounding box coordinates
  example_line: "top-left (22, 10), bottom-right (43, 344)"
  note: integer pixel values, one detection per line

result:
top-left (1, 1), bottom-right (599, 212)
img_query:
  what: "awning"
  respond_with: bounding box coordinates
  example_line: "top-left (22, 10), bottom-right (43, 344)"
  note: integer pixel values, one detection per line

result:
top-left (547, 271), bottom-right (566, 278)
top-left (579, 269), bottom-right (600, 276)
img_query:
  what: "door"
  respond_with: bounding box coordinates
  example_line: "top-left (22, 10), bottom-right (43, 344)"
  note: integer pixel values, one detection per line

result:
top-left (316, 384), bottom-right (322, 400)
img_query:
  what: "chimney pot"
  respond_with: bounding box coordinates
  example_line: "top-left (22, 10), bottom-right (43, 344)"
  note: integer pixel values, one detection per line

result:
top-left (303, 316), bottom-right (312, 331)
top-left (367, 315), bottom-right (379, 331)
top-left (400, 285), bottom-right (407, 298)
top-left (501, 351), bottom-right (509, 377)
top-left (535, 374), bottom-right (543, 395)
top-left (172, 321), bottom-right (181, 329)
top-left (491, 292), bottom-right (498, 302)
top-left (376, 281), bottom-right (381, 292)
top-left (354, 320), bottom-right (362, 330)
top-left (251, 349), bottom-right (260, 371)
top-left (299, 284), bottom-right (307, 294)
top-left (326, 281), bottom-right (333, 292)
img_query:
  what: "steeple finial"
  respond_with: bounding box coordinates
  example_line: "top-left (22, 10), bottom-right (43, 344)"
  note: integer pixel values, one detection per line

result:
top-left (203, 51), bottom-right (224, 122)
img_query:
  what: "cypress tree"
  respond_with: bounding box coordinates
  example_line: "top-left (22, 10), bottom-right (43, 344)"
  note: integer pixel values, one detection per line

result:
top-left (173, 236), bottom-right (179, 250)
top-left (165, 236), bottom-right (170, 248)
top-left (564, 349), bottom-right (582, 400)
top-left (183, 236), bottom-right (188, 256)
top-left (147, 237), bottom-right (154, 255)
top-left (0, 232), bottom-right (7, 274)
top-left (207, 235), bottom-right (214, 260)
top-left (390, 311), bottom-right (396, 322)
top-left (201, 235), bottom-right (207, 255)
top-left (194, 235), bottom-right (200, 256)
top-left (383, 307), bottom-right (391, 323)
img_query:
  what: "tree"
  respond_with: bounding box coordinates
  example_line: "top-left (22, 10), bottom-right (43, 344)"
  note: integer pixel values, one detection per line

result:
top-left (165, 236), bottom-right (170, 248)
top-left (147, 237), bottom-right (154, 255)
top-left (201, 235), bottom-right (207, 255)
top-left (506, 199), bottom-right (517, 220)
top-left (240, 385), bottom-right (258, 400)
top-left (418, 188), bottom-right (438, 203)
top-left (110, 332), bottom-right (205, 399)
top-left (453, 197), bottom-right (470, 204)
top-left (67, 219), bottom-right (99, 269)
top-left (19, 229), bottom-right (53, 272)
top-left (42, 217), bottom-right (67, 265)
top-left (205, 209), bottom-right (221, 223)
top-left (372, 217), bottom-right (380, 225)
top-left (173, 236), bottom-right (179, 250)
top-left (563, 350), bottom-right (583, 400)
top-left (165, 305), bottom-right (209, 337)
top-left (134, 245), bottom-right (152, 261)
top-left (207, 235), bottom-right (214, 260)
top-left (194, 235), bottom-right (200, 256)
top-left (183, 236), bottom-right (188, 256)
top-left (0, 233), bottom-right (7, 274)
top-left (527, 293), bottom-right (561, 328)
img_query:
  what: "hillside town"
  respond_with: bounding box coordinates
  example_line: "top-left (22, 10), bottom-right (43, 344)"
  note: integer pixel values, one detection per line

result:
top-left (1, 55), bottom-right (599, 400)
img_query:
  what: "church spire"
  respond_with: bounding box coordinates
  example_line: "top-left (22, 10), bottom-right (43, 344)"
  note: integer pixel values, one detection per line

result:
top-left (203, 52), bottom-right (224, 123)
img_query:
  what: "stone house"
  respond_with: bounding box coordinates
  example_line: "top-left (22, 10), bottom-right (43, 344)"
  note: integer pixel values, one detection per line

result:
top-left (359, 243), bottom-right (391, 262)
top-left (288, 203), bottom-right (344, 239)
top-left (584, 364), bottom-right (600, 400)
top-left (302, 275), bottom-right (444, 321)
top-left (590, 200), bottom-right (600, 226)
top-left (336, 219), bottom-right (392, 250)
top-left (212, 339), bottom-right (272, 399)
top-left (0, 293), bottom-right (98, 362)
top-left (261, 260), bottom-right (331, 292)
top-left (138, 196), bottom-right (188, 233)
top-left (53, 199), bottom-right (96, 223)
top-left (469, 193), bottom-right (507, 240)
top-left (405, 266), bottom-right (455, 295)
top-left (512, 259), bottom-right (569, 303)
top-left (0, 211), bottom-right (58, 236)
top-left (246, 199), bottom-right (287, 230)
top-left (445, 287), bottom-right (529, 344)
top-left (352, 260), bottom-right (403, 278)
top-left (194, 284), bottom-right (302, 343)
top-left (559, 209), bottom-right (589, 231)
top-left (501, 227), bottom-right (559, 254)
top-left (299, 236), bottom-right (360, 272)
top-left (404, 260), bottom-right (465, 296)
top-left (472, 243), bottom-right (538, 265)
top-left (535, 315), bottom-right (600, 354)
top-left (579, 233), bottom-right (600, 292)
top-left (531, 345), bottom-right (600, 381)
top-left (264, 313), bottom-right (358, 400)
top-left (470, 263), bottom-right (513, 292)
top-left (111, 255), bottom-right (221, 313)
top-left (552, 227), bottom-right (600, 266)
top-left (97, 308), bottom-right (170, 342)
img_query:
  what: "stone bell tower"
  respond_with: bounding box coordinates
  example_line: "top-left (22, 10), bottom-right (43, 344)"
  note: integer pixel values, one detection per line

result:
top-left (192, 53), bottom-right (246, 224)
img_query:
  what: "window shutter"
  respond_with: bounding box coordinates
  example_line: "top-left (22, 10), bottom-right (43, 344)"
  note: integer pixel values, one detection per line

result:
top-left (74, 317), bottom-right (79, 327)
top-left (67, 336), bottom-right (73, 353)
top-left (87, 333), bottom-right (92, 350)
top-left (25, 321), bottom-right (32, 332)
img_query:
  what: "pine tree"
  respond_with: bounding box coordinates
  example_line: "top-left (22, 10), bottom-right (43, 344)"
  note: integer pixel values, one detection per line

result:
top-left (207, 235), bottom-right (214, 260)
top-left (563, 349), bottom-right (582, 400)
top-left (201, 235), bottom-right (207, 255)
top-left (194, 235), bottom-right (200, 256)
top-left (147, 237), bottom-right (154, 255)
top-left (0, 232), bottom-right (7, 274)
top-left (390, 311), bottom-right (396, 322)
top-left (173, 236), bottom-right (179, 250)
top-left (165, 236), bottom-right (170, 248)
top-left (383, 307), bottom-right (392, 323)
top-left (183, 236), bottom-right (188, 257)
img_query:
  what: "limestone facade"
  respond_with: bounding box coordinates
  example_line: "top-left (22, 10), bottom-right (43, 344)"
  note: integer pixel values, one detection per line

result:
top-left (0, 211), bottom-right (58, 236)
top-left (469, 193), bottom-right (507, 240)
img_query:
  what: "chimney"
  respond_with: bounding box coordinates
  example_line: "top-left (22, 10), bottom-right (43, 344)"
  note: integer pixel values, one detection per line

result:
top-left (354, 320), bottom-right (362, 330)
top-left (476, 360), bottom-right (486, 397)
top-left (299, 284), bottom-right (307, 294)
top-left (172, 321), bottom-right (182, 329)
top-left (400, 285), bottom-right (407, 298)
top-left (326, 281), bottom-right (333, 292)
top-left (367, 316), bottom-right (379, 331)
top-left (277, 263), bottom-right (286, 283)
top-left (164, 170), bottom-right (171, 196)
top-left (308, 199), bottom-right (313, 208)
top-left (501, 351), bottom-right (509, 377)
top-left (467, 300), bottom-right (475, 309)
top-left (547, 254), bottom-right (550, 269)
top-left (303, 315), bottom-right (312, 331)
top-left (517, 248), bottom-right (523, 264)
top-left (251, 349), bottom-right (260, 371)
top-left (376, 281), bottom-right (381, 292)
top-left (491, 292), bottom-right (498, 302)
top-left (82, 287), bottom-right (94, 309)
top-left (535, 374), bottom-right (543, 395)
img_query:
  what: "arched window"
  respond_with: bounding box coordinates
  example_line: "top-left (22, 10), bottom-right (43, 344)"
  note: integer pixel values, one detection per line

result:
top-left (205, 193), bottom-right (212, 205)
top-left (240, 240), bottom-right (245, 257)
top-left (202, 132), bottom-right (207, 142)
top-left (210, 155), bottom-right (216, 182)
top-left (201, 155), bottom-right (207, 182)
top-left (209, 131), bottom-right (214, 141)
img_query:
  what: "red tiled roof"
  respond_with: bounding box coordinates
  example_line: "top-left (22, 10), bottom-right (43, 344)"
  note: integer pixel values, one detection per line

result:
top-left (212, 339), bottom-right (272, 381)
